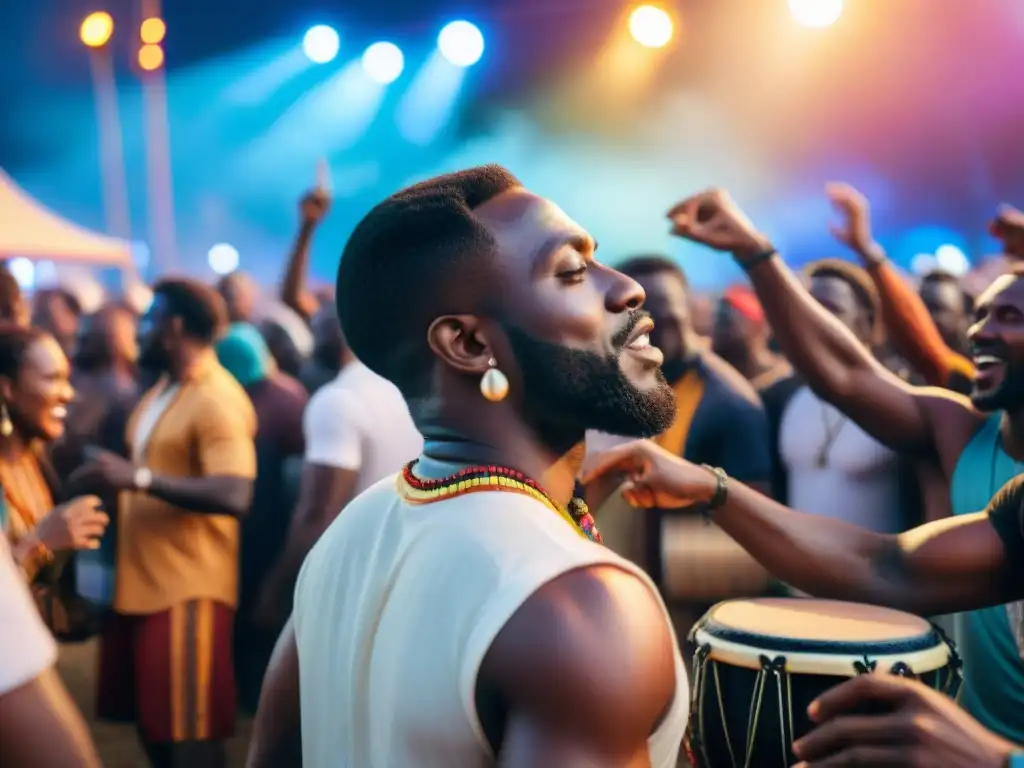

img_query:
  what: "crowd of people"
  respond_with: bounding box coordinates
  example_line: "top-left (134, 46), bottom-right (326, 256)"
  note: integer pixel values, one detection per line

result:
top-left (0, 169), bottom-right (1021, 768)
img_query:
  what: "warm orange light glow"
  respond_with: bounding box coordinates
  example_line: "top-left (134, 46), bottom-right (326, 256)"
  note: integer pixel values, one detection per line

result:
top-left (629, 5), bottom-right (674, 49)
top-left (80, 11), bottom-right (114, 48)
top-left (140, 17), bottom-right (166, 44)
top-left (138, 44), bottom-right (165, 71)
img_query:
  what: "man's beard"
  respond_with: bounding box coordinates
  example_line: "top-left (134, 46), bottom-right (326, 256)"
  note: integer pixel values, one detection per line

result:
top-left (502, 318), bottom-right (676, 446)
top-left (137, 342), bottom-right (170, 374)
top-left (971, 357), bottom-right (1024, 413)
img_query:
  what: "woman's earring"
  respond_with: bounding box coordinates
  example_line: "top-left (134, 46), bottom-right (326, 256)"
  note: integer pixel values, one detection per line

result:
top-left (480, 358), bottom-right (509, 403)
top-left (0, 404), bottom-right (11, 437)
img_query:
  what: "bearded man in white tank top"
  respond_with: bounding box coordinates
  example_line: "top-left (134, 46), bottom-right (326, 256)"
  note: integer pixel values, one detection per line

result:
top-left (248, 165), bottom-right (691, 768)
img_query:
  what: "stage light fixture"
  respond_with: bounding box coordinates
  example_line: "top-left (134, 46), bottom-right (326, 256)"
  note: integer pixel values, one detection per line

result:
top-left (438, 21), bottom-right (484, 67)
top-left (141, 17), bottom-right (166, 44)
top-left (629, 5), bottom-right (674, 49)
top-left (138, 44), bottom-right (164, 71)
top-left (936, 244), bottom-right (970, 276)
top-left (362, 42), bottom-right (404, 84)
top-left (303, 25), bottom-right (340, 64)
top-left (788, 0), bottom-right (843, 28)
top-left (80, 11), bottom-right (114, 48)
top-left (208, 243), bottom-right (240, 275)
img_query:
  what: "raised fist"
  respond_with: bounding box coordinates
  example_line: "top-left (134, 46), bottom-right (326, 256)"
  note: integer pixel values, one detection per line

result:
top-left (300, 188), bottom-right (332, 225)
top-left (667, 189), bottom-right (771, 260)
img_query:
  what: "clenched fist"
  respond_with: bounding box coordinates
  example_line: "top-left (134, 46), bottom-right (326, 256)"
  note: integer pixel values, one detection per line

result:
top-left (34, 495), bottom-right (109, 553)
top-left (300, 188), bottom-right (332, 225)
top-left (580, 439), bottom-right (719, 510)
top-left (667, 189), bottom-right (772, 261)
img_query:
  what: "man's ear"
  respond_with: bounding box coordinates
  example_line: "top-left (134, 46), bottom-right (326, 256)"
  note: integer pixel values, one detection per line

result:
top-left (427, 314), bottom-right (496, 376)
top-left (167, 316), bottom-right (185, 343)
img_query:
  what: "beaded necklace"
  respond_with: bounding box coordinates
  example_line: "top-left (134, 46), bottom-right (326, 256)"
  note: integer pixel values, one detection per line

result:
top-left (398, 461), bottom-right (603, 544)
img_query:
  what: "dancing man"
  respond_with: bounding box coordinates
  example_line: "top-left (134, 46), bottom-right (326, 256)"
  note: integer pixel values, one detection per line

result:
top-left (249, 166), bottom-right (691, 767)
top-left (657, 187), bottom-right (1024, 743)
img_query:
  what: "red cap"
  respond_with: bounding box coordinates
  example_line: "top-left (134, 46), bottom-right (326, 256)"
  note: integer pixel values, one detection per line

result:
top-left (723, 285), bottom-right (764, 324)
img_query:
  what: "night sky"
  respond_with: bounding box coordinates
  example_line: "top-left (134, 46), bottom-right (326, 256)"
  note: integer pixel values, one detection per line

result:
top-left (2, 0), bottom-right (1023, 284)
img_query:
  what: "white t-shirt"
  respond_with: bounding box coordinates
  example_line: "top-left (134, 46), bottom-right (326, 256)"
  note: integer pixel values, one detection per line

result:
top-left (303, 362), bottom-right (424, 495)
top-left (293, 479), bottom-right (689, 768)
top-left (779, 386), bottom-right (902, 533)
top-left (0, 536), bottom-right (57, 695)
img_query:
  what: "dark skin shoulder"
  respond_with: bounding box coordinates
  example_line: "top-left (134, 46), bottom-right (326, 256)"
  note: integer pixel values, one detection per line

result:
top-left (478, 565), bottom-right (676, 767)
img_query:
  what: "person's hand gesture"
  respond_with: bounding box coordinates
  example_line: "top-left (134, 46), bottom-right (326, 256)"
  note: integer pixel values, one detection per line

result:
top-left (34, 495), bottom-right (109, 553)
top-left (300, 188), bottom-right (332, 226)
top-left (990, 203), bottom-right (1024, 260)
top-left (825, 182), bottom-right (882, 262)
top-left (667, 189), bottom-right (772, 260)
top-left (68, 446), bottom-right (135, 493)
top-left (792, 673), bottom-right (1015, 768)
top-left (580, 439), bottom-right (718, 509)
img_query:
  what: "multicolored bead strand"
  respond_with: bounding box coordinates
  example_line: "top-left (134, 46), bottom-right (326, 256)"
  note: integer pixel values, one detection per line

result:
top-left (398, 461), bottom-right (603, 545)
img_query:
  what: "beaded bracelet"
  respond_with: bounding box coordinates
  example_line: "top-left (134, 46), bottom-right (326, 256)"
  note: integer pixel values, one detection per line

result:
top-left (21, 532), bottom-right (54, 566)
top-left (737, 248), bottom-right (777, 272)
top-left (701, 465), bottom-right (729, 514)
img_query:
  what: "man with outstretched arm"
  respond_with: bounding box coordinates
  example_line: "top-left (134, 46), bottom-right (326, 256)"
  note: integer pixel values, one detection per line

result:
top-left (581, 438), bottom-right (1024, 767)
top-left (658, 187), bottom-right (1024, 743)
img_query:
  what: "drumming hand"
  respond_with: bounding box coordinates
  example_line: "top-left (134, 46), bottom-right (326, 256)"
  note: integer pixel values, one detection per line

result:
top-left (579, 439), bottom-right (718, 509)
top-left (792, 673), bottom-right (1014, 768)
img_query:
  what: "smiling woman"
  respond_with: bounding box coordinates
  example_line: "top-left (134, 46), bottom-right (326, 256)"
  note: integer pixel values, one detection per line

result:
top-left (0, 322), bottom-right (109, 635)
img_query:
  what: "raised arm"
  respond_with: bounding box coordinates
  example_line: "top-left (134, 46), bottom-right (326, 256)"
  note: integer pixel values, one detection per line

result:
top-left (280, 189), bottom-right (331, 324)
top-left (667, 188), bottom-right (964, 457)
top-left (827, 182), bottom-right (974, 387)
top-left (581, 442), bottom-right (1024, 618)
top-left (482, 565), bottom-right (678, 767)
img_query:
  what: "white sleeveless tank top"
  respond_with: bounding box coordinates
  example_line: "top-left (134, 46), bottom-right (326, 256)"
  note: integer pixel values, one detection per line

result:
top-left (293, 477), bottom-right (689, 767)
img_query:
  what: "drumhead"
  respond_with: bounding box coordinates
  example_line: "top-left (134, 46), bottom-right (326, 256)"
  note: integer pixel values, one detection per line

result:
top-left (692, 598), bottom-right (952, 677)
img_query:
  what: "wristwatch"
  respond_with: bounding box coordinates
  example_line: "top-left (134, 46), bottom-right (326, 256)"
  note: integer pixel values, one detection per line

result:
top-left (133, 467), bottom-right (153, 492)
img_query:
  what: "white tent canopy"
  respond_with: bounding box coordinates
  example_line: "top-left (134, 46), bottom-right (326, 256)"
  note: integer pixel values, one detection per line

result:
top-left (0, 168), bottom-right (130, 266)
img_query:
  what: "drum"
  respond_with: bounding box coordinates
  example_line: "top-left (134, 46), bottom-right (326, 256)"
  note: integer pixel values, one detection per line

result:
top-left (684, 598), bottom-right (962, 768)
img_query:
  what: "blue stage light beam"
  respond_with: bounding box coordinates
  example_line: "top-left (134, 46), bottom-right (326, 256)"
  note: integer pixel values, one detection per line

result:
top-left (241, 59), bottom-right (389, 180)
top-left (396, 52), bottom-right (468, 146)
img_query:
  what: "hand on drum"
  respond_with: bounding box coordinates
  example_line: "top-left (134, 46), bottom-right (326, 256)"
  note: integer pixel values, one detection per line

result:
top-left (579, 439), bottom-right (718, 509)
top-left (792, 673), bottom-right (1015, 768)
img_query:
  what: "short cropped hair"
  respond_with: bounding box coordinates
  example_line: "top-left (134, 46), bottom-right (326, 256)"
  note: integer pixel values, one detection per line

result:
top-left (921, 269), bottom-right (973, 314)
top-left (153, 278), bottom-right (228, 344)
top-left (804, 258), bottom-right (879, 330)
top-left (336, 165), bottom-right (522, 397)
top-left (615, 255), bottom-right (689, 289)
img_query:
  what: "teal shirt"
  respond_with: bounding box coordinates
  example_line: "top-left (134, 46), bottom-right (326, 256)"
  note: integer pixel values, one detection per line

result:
top-left (950, 414), bottom-right (1024, 742)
